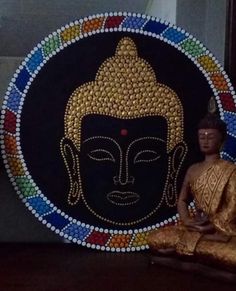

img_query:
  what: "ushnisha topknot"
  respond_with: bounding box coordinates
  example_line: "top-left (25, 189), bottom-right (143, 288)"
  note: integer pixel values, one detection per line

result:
top-left (198, 113), bottom-right (227, 141)
top-left (64, 37), bottom-right (184, 152)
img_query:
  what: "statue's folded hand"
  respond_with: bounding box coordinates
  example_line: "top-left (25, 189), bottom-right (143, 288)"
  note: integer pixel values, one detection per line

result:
top-left (183, 218), bottom-right (201, 231)
top-left (194, 214), bottom-right (209, 226)
top-left (203, 231), bottom-right (230, 242)
top-left (183, 217), bottom-right (214, 233)
top-left (191, 223), bottom-right (215, 233)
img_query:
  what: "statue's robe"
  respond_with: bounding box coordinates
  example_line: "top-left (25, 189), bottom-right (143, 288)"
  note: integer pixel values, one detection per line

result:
top-left (148, 159), bottom-right (236, 270)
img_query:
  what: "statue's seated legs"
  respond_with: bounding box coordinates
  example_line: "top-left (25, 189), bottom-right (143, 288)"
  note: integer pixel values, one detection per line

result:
top-left (147, 226), bottom-right (182, 255)
top-left (196, 237), bottom-right (236, 271)
top-left (148, 227), bottom-right (236, 272)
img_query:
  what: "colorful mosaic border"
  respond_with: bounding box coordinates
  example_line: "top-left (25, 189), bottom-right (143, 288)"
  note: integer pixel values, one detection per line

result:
top-left (1, 12), bottom-right (236, 252)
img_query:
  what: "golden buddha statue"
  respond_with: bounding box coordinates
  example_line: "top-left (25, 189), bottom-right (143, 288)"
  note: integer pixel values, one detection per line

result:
top-left (148, 113), bottom-right (236, 271)
top-left (60, 37), bottom-right (187, 226)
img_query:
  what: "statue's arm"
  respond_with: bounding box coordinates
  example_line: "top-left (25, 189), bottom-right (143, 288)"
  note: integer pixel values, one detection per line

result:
top-left (192, 170), bottom-right (236, 239)
top-left (211, 170), bottom-right (236, 236)
top-left (177, 168), bottom-right (192, 224)
top-left (177, 166), bottom-right (210, 230)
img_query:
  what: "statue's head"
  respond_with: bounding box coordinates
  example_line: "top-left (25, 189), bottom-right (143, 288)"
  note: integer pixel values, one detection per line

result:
top-left (198, 113), bottom-right (227, 154)
top-left (60, 37), bottom-right (187, 225)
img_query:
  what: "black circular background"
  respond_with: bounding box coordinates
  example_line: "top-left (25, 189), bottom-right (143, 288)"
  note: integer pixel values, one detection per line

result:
top-left (21, 32), bottom-right (211, 229)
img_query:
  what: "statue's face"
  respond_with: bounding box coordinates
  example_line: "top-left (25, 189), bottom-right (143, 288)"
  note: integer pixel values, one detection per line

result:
top-left (79, 114), bottom-right (170, 224)
top-left (198, 128), bottom-right (222, 155)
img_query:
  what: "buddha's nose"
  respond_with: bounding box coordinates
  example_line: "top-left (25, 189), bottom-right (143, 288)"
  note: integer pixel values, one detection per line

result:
top-left (113, 175), bottom-right (135, 186)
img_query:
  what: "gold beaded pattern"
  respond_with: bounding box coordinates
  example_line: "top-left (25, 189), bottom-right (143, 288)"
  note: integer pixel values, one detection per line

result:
top-left (64, 37), bottom-right (184, 153)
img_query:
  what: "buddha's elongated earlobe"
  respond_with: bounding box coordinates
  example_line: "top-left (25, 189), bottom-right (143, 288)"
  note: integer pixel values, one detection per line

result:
top-left (60, 137), bottom-right (82, 205)
top-left (165, 142), bottom-right (188, 207)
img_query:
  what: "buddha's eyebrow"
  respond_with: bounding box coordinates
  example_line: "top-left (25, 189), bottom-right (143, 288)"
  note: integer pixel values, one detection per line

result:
top-left (127, 137), bottom-right (166, 150)
top-left (82, 136), bottom-right (122, 151)
top-left (199, 133), bottom-right (215, 137)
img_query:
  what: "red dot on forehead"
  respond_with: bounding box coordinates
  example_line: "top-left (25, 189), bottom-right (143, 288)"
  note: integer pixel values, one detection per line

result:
top-left (120, 129), bottom-right (128, 136)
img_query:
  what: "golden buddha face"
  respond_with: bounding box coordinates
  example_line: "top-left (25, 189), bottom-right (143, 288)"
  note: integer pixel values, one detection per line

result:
top-left (60, 37), bottom-right (187, 225)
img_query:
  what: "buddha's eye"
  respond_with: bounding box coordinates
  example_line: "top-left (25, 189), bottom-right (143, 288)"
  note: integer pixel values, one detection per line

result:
top-left (208, 136), bottom-right (215, 140)
top-left (199, 136), bottom-right (206, 140)
top-left (134, 150), bottom-right (160, 164)
top-left (88, 149), bottom-right (115, 162)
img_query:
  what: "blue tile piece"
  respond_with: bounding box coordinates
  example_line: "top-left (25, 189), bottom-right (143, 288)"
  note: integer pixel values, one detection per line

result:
top-left (63, 223), bottom-right (91, 240)
top-left (121, 16), bottom-right (147, 29)
top-left (223, 135), bottom-right (236, 159)
top-left (15, 67), bottom-right (31, 93)
top-left (6, 86), bottom-right (22, 113)
top-left (143, 20), bottom-right (168, 35)
top-left (44, 212), bottom-right (69, 230)
top-left (26, 48), bottom-right (44, 73)
top-left (162, 28), bottom-right (187, 44)
top-left (223, 112), bottom-right (236, 135)
top-left (27, 196), bottom-right (53, 216)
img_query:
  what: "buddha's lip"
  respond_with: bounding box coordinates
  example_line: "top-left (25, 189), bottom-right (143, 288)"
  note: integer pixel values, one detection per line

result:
top-left (107, 191), bottom-right (140, 205)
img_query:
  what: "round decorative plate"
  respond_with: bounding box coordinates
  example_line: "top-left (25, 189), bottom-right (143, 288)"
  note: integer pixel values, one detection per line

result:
top-left (1, 12), bottom-right (236, 252)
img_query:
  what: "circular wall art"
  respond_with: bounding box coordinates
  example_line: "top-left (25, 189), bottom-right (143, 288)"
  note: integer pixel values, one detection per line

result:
top-left (1, 12), bottom-right (236, 252)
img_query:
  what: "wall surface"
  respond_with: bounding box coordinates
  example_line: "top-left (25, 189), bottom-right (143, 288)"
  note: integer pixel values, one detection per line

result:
top-left (146, 0), bottom-right (177, 24)
top-left (176, 0), bottom-right (227, 64)
top-left (0, 0), bottom-right (228, 242)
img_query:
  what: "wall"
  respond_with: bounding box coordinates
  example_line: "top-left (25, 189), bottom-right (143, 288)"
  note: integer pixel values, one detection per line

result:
top-left (146, 0), bottom-right (227, 64)
top-left (176, 0), bottom-right (227, 64)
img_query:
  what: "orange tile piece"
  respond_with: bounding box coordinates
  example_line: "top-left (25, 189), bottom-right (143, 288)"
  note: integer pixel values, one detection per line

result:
top-left (4, 134), bottom-right (17, 155)
top-left (82, 17), bottom-right (104, 33)
top-left (210, 73), bottom-right (229, 91)
top-left (108, 234), bottom-right (132, 248)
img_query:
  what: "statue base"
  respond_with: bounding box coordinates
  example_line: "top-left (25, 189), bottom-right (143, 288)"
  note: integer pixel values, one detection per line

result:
top-left (149, 255), bottom-right (236, 283)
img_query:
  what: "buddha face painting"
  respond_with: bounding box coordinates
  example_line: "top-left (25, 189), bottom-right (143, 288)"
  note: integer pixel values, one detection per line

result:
top-left (61, 37), bottom-right (187, 225)
top-left (3, 11), bottom-right (235, 251)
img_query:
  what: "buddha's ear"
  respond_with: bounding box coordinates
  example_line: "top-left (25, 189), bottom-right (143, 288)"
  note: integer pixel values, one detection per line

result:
top-left (165, 142), bottom-right (188, 207)
top-left (60, 137), bottom-right (81, 205)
